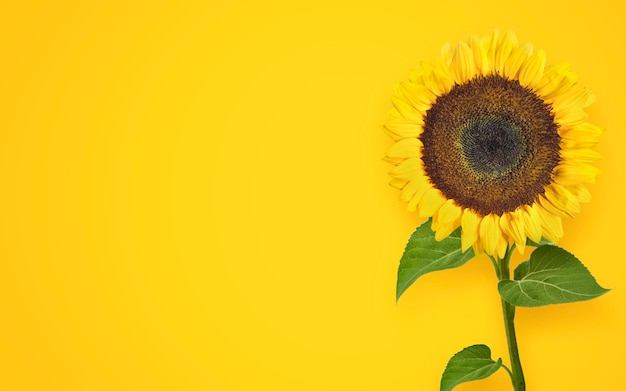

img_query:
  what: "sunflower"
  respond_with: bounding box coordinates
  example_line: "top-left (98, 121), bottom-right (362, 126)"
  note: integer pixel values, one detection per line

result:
top-left (384, 30), bottom-right (601, 259)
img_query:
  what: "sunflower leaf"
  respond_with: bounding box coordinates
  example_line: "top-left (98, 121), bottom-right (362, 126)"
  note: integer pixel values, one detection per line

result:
top-left (498, 245), bottom-right (609, 307)
top-left (396, 219), bottom-right (474, 301)
top-left (525, 237), bottom-right (554, 247)
top-left (440, 344), bottom-right (502, 391)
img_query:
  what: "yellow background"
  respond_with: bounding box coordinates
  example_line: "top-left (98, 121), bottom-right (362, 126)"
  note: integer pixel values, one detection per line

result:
top-left (0, 1), bottom-right (623, 389)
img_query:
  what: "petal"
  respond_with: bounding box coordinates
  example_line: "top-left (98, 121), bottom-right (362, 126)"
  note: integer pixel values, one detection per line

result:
top-left (431, 60), bottom-right (455, 94)
top-left (418, 61), bottom-right (453, 96)
top-left (522, 204), bottom-right (542, 243)
top-left (539, 70), bottom-right (579, 100)
top-left (390, 157), bottom-right (424, 180)
top-left (435, 218), bottom-right (462, 241)
top-left (397, 81), bottom-right (436, 112)
top-left (461, 209), bottom-right (480, 252)
top-left (407, 182), bottom-right (432, 212)
top-left (555, 108), bottom-right (588, 126)
top-left (479, 214), bottom-right (502, 257)
top-left (432, 201), bottom-right (463, 240)
top-left (437, 199), bottom-right (463, 224)
top-left (534, 63), bottom-right (570, 93)
top-left (472, 239), bottom-right (484, 256)
top-left (383, 117), bottom-right (424, 141)
top-left (500, 211), bottom-right (526, 254)
top-left (388, 178), bottom-right (407, 190)
top-left (541, 185), bottom-right (580, 218)
top-left (417, 188), bottom-right (446, 218)
top-left (468, 35), bottom-right (489, 75)
top-left (559, 148), bottom-right (602, 163)
top-left (391, 96), bottom-right (421, 121)
top-left (536, 204), bottom-right (564, 243)
top-left (496, 235), bottom-right (508, 259)
top-left (518, 50), bottom-right (546, 88)
top-left (385, 138), bottom-right (423, 162)
top-left (503, 43), bottom-right (532, 80)
top-left (565, 184), bottom-right (592, 204)
top-left (494, 30), bottom-right (518, 75)
top-left (400, 177), bottom-right (428, 203)
top-left (553, 162), bottom-right (601, 185)
top-left (450, 41), bottom-right (476, 84)
top-left (440, 42), bottom-right (454, 64)
top-left (551, 86), bottom-right (595, 112)
top-left (484, 29), bottom-right (500, 72)
top-left (559, 122), bottom-right (602, 147)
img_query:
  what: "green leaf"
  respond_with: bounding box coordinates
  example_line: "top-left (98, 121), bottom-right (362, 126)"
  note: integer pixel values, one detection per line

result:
top-left (396, 219), bottom-right (474, 301)
top-left (525, 237), bottom-right (554, 247)
top-left (498, 245), bottom-right (610, 307)
top-left (440, 344), bottom-right (502, 391)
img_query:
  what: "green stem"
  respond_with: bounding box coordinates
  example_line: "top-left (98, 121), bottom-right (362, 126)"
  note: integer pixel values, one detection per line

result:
top-left (487, 255), bottom-right (500, 279)
top-left (498, 247), bottom-right (525, 391)
top-left (501, 364), bottom-right (515, 385)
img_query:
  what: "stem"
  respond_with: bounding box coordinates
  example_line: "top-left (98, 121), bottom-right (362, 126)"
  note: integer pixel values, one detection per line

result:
top-left (498, 247), bottom-right (526, 391)
top-left (487, 255), bottom-right (500, 279)
top-left (501, 364), bottom-right (515, 385)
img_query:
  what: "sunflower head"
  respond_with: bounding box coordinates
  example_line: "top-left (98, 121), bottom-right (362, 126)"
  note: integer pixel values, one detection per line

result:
top-left (384, 30), bottom-right (601, 258)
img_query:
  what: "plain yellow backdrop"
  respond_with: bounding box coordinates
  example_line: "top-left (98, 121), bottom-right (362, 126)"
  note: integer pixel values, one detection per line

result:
top-left (0, 0), bottom-right (623, 389)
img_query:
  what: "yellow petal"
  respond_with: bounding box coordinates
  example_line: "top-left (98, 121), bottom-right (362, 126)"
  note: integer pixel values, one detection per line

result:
top-left (555, 108), bottom-right (588, 126)
top-left (534, 63), bottom-right (570, 94)
top-left (386, 107), bottom-right (402, 120)
top-left (559, 148), bottom-right (601, 163)
top-left (383, 117), bottom-right (424, 141)
top-left (409, 67), bottom-right (426, 84)
top-left (431, 60), bottom-right (455, 94)
top-left (468, 35), bottom-right (489, 75)
top-left (435, 218), bottom-right (461, 241)
top-left (518, 50), bottom-right (546, 88)
top-left (417, 61), bottom-right (453, 96)
top-left (560, 122), bottom-right (602, 147)
top-left (565, 184), bottom-right (591, 203)
top-left (536, 205), bottom-right (564, 243)
top-left (397, 81), bottom-right (436, 112)
top-left (479, 214), bottom-right (502, 257)
top-left (417, 188), bottom-right (446, 218)
top-left (450, 41), bottom-right (476, 84)
top-left (540, 70), bottom-right (578, 101)
top-left (496, 235), bottom-right (508, 259)
top-left (500, 211), bottom-right (526, 254)
top-left (472, 240), bottom-right (484, 256)
top-left (503, 43), bottom-right (532, 80)
top-left (389, 178), bottom-right (407, 190)
top-left (385, 138), bottom-right (423, 162)
top-left (563, 121), bottom-right (603, 137)
top-left (540, 185), bottom-right (580, 218)
top-left (418, 61), bottom-right (435, 74)
top-left (433, 202), bottom-right (462, 240)
top-left (407, 183), bottom-right (432, 212)
top-left (390, 157), bottom-right (424, 180)
top-left (553, 162), bottom-right (601, 185)
top-left (437, 199), bottom-right (462, 224)
top-left (440, 42), bottom-right (454, 64)
top-left (484, 29), bottom-right (500, 72)
top-left (400, 177), bottom-right (428, 203)
top-left (522, 204), bottom-right (542, 243)
top-left (494, 30), bottom-right (518, 75)
top-left (391, 96), bottom-right (421, 121)
top-left (461, 209), bottom-right (480, 252)
top-left (551, 86), bottom-right (595, 112)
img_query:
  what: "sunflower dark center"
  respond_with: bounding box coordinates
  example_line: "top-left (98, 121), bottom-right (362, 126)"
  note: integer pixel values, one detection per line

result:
top-left (461, 116), bottom-right (523, 175)
top-left (420, 74), bottom-right (561, 216)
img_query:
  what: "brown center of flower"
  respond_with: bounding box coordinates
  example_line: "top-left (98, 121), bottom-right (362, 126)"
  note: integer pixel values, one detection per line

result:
top-left (420, 74), bottom-right (561, 216)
